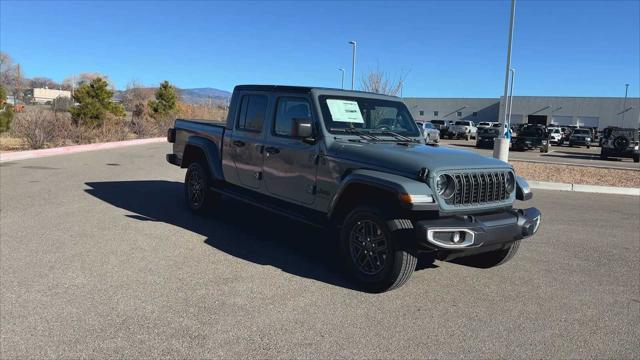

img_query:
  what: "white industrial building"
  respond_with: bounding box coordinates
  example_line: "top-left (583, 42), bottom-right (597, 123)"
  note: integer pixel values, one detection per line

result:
top-left (404, 96), bottom-right (640, 130)
top-left (25, 88), bottom-right (72, 105)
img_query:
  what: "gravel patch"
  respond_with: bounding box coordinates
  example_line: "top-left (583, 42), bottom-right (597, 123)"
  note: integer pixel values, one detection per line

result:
top-left (512, 161), bottom-right (640, 188)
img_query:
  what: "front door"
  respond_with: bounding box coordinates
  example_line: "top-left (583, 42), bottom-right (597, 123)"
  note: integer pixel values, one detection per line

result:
top-left (229, 93), bottom-right (269, 189)
top-left (262, 96), bottom-right (318, 205)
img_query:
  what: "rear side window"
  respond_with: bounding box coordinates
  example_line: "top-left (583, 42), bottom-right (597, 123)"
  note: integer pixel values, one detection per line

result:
top-left (237, 95), bottom-right (267, 132)
top-left (274, 97), bottom-right (311, 137)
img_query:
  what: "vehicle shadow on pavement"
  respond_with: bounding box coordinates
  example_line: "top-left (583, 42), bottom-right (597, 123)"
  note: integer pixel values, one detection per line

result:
top-left (85, 181), bottom-right (436, 292)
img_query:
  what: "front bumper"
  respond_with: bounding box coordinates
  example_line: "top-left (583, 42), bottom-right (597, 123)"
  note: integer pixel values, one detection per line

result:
top-left (570, 138), bottom-right (590, 145)
top-left (476, 137), bottom-right (496, 147)
top-left (414, 207), bottom-right (541, 252)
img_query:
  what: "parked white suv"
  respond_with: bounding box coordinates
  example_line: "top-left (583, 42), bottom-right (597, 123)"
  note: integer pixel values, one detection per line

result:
top-left (546, 127), bottom-right (564, 145)
top-left (449, 120), bottom-right (477, 140)
top-left (477, 121), bottom-right (497, 129)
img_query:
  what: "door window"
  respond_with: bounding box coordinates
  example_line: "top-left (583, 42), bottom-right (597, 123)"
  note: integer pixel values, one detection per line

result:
top-left (273, 97), bottom-right (311, 137)
top-left (237, 95), bottom-right (267, 132)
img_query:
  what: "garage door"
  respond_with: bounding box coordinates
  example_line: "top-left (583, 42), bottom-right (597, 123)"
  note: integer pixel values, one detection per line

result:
top-left (576, 116), bottom-right (599, 128)
top-left (551, 116), bottom-right (575, 126)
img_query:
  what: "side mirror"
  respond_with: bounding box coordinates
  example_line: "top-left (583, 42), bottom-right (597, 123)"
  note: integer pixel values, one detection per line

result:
top-left (292, 117), bottom-right (314, 140)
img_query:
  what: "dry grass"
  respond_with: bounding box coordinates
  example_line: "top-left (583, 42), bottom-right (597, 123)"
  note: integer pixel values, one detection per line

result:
top-left (512, 161), bottom-right (640, 188)
top-left (0, 135), bottom-right (26, 151)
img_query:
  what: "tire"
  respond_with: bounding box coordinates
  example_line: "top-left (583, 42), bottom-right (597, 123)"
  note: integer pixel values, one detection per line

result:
top-left (569, 142), bottom-right (574, 147)
top-left (586, 144), bottom-right (590, 149)
top-left (455, 241), bottom-right (521, 268)
top-left (465, 134), bottom-right (470, 141)
top-left (613, 135), bottom-right (630, 152)
top-left (634, 154), bottom-right (639, 163)
top-left (340, 206), bottom-right (417, 293)
top-left (184, 161), bottom-right (215, 213)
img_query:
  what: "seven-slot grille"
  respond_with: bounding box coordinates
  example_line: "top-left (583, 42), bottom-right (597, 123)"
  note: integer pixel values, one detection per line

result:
top-left (444, 171), bottom-right (511, 206)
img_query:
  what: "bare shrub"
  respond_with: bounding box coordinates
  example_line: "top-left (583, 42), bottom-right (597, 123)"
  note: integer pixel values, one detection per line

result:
top-left (177, 102), bottom-right (227, 123)
top-left (11, 108), bottom-right (60, 149)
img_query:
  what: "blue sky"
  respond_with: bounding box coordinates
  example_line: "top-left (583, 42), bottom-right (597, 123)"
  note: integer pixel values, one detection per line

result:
top-left (1, 0), bottom-right (639, 97)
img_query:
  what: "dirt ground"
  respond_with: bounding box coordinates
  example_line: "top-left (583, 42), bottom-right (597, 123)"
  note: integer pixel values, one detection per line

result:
top-left (512, 161), bottom-right (640, 188)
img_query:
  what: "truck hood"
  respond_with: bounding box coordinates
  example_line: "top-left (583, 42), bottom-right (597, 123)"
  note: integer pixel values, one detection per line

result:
top-left (330, 141), bottom-right (511, 176)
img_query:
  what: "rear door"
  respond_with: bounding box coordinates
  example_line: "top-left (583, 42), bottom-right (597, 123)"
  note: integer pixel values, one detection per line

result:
top-left (228, 93), bottom-right (269, 189)
top-left (262, 95), bottom-right (318, 205)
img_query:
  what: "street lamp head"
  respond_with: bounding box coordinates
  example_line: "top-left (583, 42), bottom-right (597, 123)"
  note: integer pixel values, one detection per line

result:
top-left (349, 41), bottom-right (357, 45)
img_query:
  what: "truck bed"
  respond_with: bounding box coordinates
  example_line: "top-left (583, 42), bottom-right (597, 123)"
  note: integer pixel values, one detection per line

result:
top-left (171, 119), bottom-right (226, 166)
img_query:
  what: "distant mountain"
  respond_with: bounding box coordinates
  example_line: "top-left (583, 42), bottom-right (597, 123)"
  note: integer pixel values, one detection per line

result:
top-left (114, 87), bottom-right (231, 105)
top-left (179, 88), bottom-right (231, 105)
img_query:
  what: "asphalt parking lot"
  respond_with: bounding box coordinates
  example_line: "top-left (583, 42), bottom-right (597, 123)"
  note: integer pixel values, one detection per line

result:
top-left (1, 143), bottom-right (639, 358)
top-left (440, 138), bottom-right (640, 170)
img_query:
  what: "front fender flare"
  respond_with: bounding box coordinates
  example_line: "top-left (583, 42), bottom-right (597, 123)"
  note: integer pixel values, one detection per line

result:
top-left (327, 169), bottom-right (438, 218)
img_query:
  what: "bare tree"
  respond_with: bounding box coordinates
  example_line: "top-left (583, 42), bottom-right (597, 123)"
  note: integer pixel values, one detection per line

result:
top-left (0, 52), bottom-right (16, 91)
top-left (14, 64), bottom-right (24, 102)
top-left (122, 79), bottom-right (154, 112)
top-left (29, 77), bottom-right (58, 89)
top-left (360, 68), bottom-right (408, 96)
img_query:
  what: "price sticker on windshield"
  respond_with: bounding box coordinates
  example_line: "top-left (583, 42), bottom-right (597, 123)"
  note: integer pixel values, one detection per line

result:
top-left (327, 99), bottom-right (364, 123)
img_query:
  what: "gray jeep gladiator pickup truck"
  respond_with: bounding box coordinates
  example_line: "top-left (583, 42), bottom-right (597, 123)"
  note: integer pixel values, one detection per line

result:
top-left (167, 85), bottom-right (541, 292)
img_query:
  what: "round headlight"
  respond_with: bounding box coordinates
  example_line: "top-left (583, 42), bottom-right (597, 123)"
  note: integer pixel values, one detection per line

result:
top-left (436, 174), bottom-right (455, 199)
top-left (505, 172), bottom-right (515, 194)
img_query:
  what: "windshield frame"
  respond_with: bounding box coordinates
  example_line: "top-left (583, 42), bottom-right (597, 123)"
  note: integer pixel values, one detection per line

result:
top-left (318, 95), bottom-right (421, 137)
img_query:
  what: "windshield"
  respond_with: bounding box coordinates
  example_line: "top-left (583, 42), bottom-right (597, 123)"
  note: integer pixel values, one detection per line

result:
top-left (454, 121), bottom-right (470, 126)
top-left (479, 122), bottom-right (490, 126)
top-left (492, 123), bottom-right (502, 127)
top-left (319, 96), bottom-right (420, 136)
top-left (424, 122), bottom-right (435, 129)
top-left (431, 120), bottom-right (445, 125)
top-left (573, 129), bottom-right (590, 135)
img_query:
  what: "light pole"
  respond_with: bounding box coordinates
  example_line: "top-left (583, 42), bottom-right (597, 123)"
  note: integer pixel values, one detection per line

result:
top-left (493, 0), bottom-right (516, 162)
top-left (622, 83), bottom-right (629, 126)
top-left (349, 41), bottom-right (357, 90)
top-left (338, 68), bottom-right (345, 89)
top-left (507, 68), bottom-right (515, 131)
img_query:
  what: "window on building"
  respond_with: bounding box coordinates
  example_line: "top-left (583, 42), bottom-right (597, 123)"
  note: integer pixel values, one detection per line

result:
top-left (237, 95), bottom-right (267, 132)
top-left (433, 111), bottom-right (439, 116)
top-left (419, 110), bottom-right (424, 116)
top-left (472, 112), bottom-right (478, 117)
top-left (457, 111), bottom-right (462, 117)
top-left (274, 97), bottom-right (311, 137)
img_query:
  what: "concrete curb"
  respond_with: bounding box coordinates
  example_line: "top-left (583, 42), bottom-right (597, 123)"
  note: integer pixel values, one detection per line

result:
top-left (0, 137), bottom-right (165, 163)
top-left (529, 180), bottom-right (640, 196)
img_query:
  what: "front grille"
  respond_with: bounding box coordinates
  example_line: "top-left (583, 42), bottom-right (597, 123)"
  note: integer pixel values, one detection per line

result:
top-left (445, 171), bottom-right (510, 206)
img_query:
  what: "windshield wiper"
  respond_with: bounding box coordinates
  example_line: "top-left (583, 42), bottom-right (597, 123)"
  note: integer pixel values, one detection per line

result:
top-left (330, 128), bottom-right (382, 141)
top-left (373, 129), bottom-right (419, 143)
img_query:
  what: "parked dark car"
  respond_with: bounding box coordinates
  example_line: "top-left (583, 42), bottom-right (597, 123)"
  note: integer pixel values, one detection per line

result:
top-left (476, 126), bottom-right (501, 148)
top-left (511, 124), bottom-right (546, 151)
top-left (167, 85), bottom-right (540, 292)
top-left (568, 128), bottom-right (593, 148)
top-left (600, 127), bottom-right (639, 162)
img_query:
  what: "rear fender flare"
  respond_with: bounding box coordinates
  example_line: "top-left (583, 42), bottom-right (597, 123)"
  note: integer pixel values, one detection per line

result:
top-left (182, 136), bottom-right (224, 182)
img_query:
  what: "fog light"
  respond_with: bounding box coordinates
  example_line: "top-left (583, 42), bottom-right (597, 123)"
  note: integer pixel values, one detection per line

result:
top-left (452, 232), bottom-right (462, 243)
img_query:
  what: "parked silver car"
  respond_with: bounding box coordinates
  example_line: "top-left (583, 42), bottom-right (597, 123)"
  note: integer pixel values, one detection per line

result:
top-left (417, 121), bottom-right (440, 144)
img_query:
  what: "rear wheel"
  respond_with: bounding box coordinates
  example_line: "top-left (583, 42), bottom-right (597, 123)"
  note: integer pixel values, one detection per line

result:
top-left (634, 154), bottom-right (639, 163)
top-left (455, 241), bottom-right (520, 268)
top-left (184, 161), bottom-right (216, 213)
top-left (600, 148), bottom-right (609, 160)
top-left (340, 206), bottom-right (417, 292)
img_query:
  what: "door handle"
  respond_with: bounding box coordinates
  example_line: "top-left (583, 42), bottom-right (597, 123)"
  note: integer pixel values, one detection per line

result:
top-left (264, 146), bottom-right (280, 154)
top-left (232, 140), bottom-right (245, 147)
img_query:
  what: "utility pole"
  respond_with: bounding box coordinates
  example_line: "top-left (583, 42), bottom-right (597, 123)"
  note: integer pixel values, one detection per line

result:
top-left (349, 41), bottom-right (357, 90)
top-left (493, 0), bottom-right (516, 162)
top-left (621, 83), bottom-right (629, 127)
top-left (507, 68), bottom-right (515, 129)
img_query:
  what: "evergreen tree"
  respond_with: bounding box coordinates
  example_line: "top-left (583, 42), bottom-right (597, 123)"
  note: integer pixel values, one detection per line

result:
top-left (0, 84), bottom-right (13, 133)
top-left (148, 81), bottom-right (178, 118)
top-left (70, 77), bottom-right (125, 126)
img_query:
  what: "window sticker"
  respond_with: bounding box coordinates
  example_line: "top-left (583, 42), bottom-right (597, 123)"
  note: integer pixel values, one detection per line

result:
top-left (326, 99), bottom-right (364, 123)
